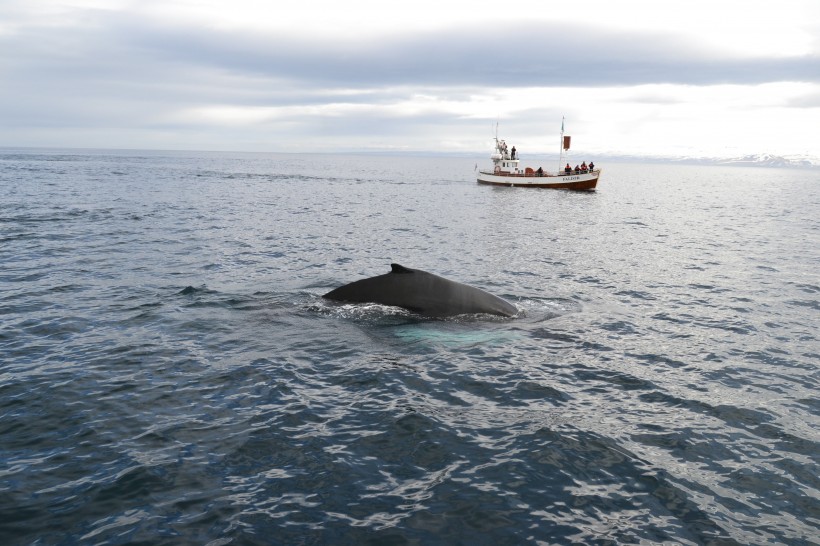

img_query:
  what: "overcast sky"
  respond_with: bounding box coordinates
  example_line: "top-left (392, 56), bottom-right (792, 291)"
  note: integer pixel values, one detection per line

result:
top-left (2, 0), bottom-right (819, 158)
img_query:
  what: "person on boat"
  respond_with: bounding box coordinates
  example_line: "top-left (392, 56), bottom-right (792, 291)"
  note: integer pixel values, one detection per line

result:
top-left (574, 165), bottom-right (580, 173)
top-left (536, 167), bottom-right (543, 177)
top-left (511, 146), bottom-right (516, 160)
top-left (581, 161), bottom-right (587, 173)
top-left (589, 161), bottom-right (595, 171)
top-left (565, 163), bottom-right (572, 174)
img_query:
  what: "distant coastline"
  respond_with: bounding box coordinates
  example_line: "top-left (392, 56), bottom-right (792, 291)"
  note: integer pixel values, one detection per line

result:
top-left (420, 151), bottom-right (820, 169)
top-left (2, 146), bottom-right (818, 169)
top-left (587, 152), bottom-right (820, 170)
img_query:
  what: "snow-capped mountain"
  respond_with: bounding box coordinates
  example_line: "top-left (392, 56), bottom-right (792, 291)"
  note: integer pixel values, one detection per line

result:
top-left (715, 153), bottom-right (819, 168)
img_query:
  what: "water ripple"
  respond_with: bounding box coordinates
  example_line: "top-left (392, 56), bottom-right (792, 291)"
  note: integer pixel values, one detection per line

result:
top-left (1, 150), bottom-right (818, 545)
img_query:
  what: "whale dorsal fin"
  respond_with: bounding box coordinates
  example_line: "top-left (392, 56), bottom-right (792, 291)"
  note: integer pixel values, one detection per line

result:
top-left (390, 263), bottom-right (414, 274)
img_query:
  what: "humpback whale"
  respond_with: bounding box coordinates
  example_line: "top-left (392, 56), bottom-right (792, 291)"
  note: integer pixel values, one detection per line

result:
top-left (323, 263), bottom-right (517, 317)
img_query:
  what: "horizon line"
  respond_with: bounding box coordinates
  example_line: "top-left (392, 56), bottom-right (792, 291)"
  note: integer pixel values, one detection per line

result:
top-left (1, 145), bottom-right (817, 169)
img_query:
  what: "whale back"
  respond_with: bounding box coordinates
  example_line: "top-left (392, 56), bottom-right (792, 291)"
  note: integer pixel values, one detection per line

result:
top-left (323, 263), bottom-right (517, 317)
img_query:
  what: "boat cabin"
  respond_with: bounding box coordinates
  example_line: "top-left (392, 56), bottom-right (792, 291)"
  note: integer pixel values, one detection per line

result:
top-left (491, 139), bottom-right (520, 174)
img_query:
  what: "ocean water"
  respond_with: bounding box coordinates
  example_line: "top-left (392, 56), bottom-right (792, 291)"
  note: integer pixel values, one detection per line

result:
top-left (1, 148), bottom-right (818, 545)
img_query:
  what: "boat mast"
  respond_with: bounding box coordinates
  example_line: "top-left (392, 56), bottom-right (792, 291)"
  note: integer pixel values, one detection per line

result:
top-left (558, 116), bottom-right (565, 172)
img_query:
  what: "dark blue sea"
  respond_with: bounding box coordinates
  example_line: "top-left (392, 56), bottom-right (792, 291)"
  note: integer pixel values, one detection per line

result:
top-left (1, 148), bottom-right (818, 545)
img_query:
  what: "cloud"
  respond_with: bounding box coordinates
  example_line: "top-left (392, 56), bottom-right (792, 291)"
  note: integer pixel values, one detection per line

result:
top-left (1, 3), bottom-right (818, 156)
top-left (121, 20), bottom-right (820, 88)
top-left (4, 10), bottom-right (818, 92)
top-left (786, 91), bottom-right (820, 108)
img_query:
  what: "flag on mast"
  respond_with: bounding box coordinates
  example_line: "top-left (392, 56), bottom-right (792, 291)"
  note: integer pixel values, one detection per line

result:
top-left (562, 116), bottom-right (570, 150)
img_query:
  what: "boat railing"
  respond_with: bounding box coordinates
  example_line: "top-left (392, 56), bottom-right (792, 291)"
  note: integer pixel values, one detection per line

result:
top-left (481, 167), bottom-right (599, 178)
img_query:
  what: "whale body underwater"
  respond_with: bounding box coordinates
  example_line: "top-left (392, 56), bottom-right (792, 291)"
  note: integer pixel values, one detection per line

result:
top-left (323, 263), bottom-right (518, 317)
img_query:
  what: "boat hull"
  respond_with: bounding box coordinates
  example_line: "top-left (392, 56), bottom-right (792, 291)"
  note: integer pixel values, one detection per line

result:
top-left (477, 170), bottom-right (600, 190)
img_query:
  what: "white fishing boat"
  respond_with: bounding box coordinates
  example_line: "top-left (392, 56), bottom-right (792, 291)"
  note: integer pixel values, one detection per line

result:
top-left (476, 119), bottom-right (600, 190)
